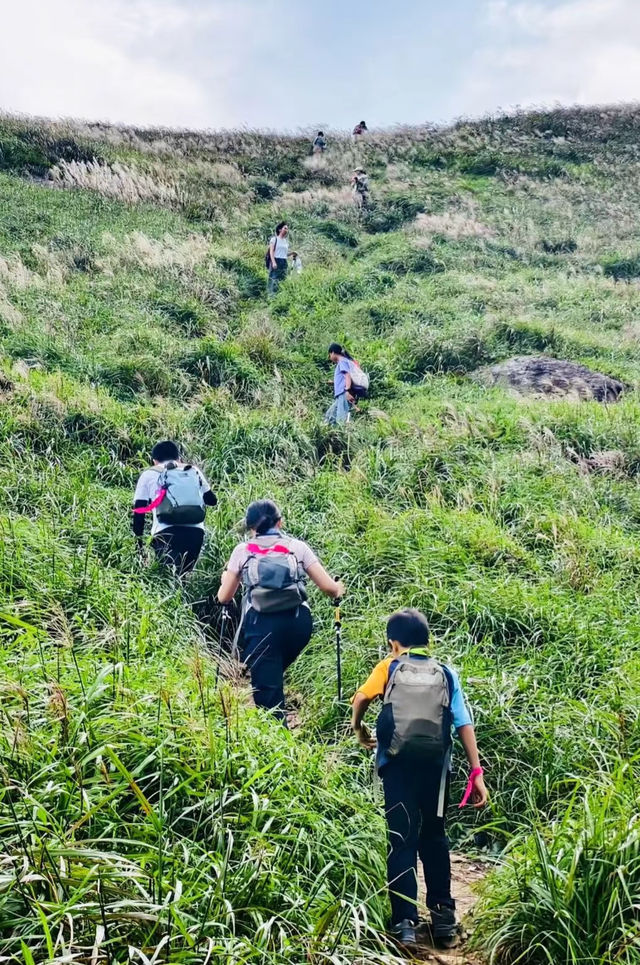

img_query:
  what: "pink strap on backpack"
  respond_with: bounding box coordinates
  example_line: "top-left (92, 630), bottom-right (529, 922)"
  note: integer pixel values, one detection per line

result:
top-left (133, 489), bottom-right (167, 514)
top-left (459, 767), bottom-right (484, 808)
top-left (246, 542), bottom-right (291, 555)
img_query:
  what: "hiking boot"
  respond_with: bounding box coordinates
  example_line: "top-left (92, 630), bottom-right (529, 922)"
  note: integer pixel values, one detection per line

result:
top-left (431, 904), bottom-right (458, 948)
top-left (390, 918), bottom-right (417, 948)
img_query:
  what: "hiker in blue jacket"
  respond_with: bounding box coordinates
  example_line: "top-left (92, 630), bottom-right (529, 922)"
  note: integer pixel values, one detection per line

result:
top-left (325, 342), bottom-right (356, 424)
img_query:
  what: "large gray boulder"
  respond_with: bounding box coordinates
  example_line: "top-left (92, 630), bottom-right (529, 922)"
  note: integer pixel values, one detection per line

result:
top-left (472, 355), bottom-right (626, 402)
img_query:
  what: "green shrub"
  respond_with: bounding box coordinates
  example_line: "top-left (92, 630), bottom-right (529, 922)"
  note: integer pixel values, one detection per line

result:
top-left (362, 194), bottom-right (425, 233)
top-left (250, 177), bottom-right (281, 200)
top-left (473, 775), bottom-right (640, 965)
top-left (539, 238), bottom-right (578, 254)
top-left (315, 220), bottom-right (359, 247)
top-left (177, 339), bottom-right (262, 400)
top-left (602, 254), bottom-right (640, 280)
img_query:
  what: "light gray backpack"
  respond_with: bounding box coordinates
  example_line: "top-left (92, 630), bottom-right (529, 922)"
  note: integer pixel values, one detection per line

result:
top-left (241, 535), bottom-right (308, 613)
top-left (381, 651), bottom-right (452, 760)
top-left (154, 463), bottom-right (206, 525)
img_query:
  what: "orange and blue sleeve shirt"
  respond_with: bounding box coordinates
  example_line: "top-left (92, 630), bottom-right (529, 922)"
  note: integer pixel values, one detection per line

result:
top-left (354, 655), bottom-right (473, 730)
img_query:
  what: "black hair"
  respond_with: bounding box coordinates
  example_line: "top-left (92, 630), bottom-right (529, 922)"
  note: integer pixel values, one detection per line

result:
top-left (360, 120), bottom-right (367, 127)
top-left (152, 440), bottom-right (180, 463)
top-left (245, 499), bottom-right (282, 535)
top-left (328, 341), bottom-right (354, 360)
top-left (317, 131), bottom-right (324, 136)
top-left (386, 608), bottom-right (430, 648)
top-left (275, 221), bottom-right (288, 236)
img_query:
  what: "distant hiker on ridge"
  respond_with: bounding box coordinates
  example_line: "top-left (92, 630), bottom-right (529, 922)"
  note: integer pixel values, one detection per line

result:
top-left (133, 440), bottom-right (217, 576)
top-left (352, 120), bottom-right (368, 138)
top-left (216, 499), bottom-right (344, 726)
top-left (351, 168), bottom-right (369, 210)
top-left (351, 608), bottom-right (488, 951)
top-left (267, 221), bottom-right (289, 296)
top-left (312, 131), bottom-right (327, 154)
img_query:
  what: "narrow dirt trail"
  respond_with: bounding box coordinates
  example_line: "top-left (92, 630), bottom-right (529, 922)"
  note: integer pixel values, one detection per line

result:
top-left (411, 854), bottom-right (488, 965)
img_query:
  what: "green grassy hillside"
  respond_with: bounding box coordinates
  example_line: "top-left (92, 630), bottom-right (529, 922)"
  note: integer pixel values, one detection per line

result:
top-left (0, 107), bottom-right (639, 964)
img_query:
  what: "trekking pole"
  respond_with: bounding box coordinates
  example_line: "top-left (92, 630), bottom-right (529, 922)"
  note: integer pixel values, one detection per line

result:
top-left (214, 603), bottom-right (231, 688)
top-left (334, 594), bottom-right (343, 701)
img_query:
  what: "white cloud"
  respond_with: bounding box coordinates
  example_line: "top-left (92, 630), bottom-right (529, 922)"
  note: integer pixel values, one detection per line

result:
top-left (0, 0), bottom-right (254, 127)
top-left (456, 0), bottom-right (640, 116)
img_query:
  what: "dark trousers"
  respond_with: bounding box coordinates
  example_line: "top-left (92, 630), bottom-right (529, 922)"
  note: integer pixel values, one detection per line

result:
top-left (241, 606), bottom-right (313, 723)
top-left (152, 526), bottom-right (204, 575)
top-left (381, 756), bottom-right (453, 925)
top-left (268, 257), bottom-right (288, 295)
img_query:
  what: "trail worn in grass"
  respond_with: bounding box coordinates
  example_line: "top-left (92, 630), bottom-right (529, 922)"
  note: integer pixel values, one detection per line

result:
top-left (0, 106), bottom-right (639, 964)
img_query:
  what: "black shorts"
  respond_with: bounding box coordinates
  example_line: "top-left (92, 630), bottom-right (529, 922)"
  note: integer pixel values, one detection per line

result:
top-left (152, 526), bottom-right (204, 575)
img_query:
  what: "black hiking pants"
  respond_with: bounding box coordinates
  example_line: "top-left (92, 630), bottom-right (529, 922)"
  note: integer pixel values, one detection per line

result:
top-left (241, 606), bottom-right (313, 724)
top-left (152, 526), bottom-right (204, 576)
top-left (381, 756), bottom-right (454, 925)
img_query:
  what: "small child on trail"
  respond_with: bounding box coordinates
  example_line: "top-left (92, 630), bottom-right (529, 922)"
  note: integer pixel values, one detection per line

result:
top-left (351, 168), bottom-right (369, 210)
top-left (351, 609), bottom-right (487, 951)
top-left (312, 131), bottom-right (326, 153)
top-left (289, 250), bottom-right (302, 274)
top-left (132, 440), bottom-right (217, 576)
top-left (352, 120), bottom-right (368, 138)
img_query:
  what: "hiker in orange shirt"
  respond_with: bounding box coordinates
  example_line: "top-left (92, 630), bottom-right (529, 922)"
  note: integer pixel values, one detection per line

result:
top-left (352, 608), bottom-right (487, 950)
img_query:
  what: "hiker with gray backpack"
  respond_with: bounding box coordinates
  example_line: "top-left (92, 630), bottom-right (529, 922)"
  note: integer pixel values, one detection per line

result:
top-left (351, 608), bottom-right (487, 951)
top-left (216, 499), bottom-right (344, 725)
top-left (132, 440), bottom-right (217, 576)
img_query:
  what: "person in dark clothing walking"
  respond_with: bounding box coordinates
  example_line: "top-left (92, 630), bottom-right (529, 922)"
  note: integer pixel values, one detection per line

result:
top-left (312, 131), bottom-right (327, 153)
top-left (132, 440), bottom-right (217, 576)
top-left (351, 609), bottom-right (487, 950)
top-left (216, 499), bottom-right (344, 724)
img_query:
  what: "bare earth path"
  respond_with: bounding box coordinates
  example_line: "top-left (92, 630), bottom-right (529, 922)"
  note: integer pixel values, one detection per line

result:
top-left (411, 854), bottom-right (488, 965)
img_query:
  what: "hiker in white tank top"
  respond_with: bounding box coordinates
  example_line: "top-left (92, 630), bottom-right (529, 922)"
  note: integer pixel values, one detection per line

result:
top-left (268, 222), bottom-right (290, 295)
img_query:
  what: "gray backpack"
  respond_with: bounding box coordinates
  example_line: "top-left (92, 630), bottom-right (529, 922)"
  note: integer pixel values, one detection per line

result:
top-left (154, 463), bottom-right (206, 525)
top-left (241, 536), bottom-right (308, 613)
top-left (379, 651), bottom-right (452, 760)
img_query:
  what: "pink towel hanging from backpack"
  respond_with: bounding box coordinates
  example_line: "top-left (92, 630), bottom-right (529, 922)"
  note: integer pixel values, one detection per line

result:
top-left (133, 489), bottom-right (167, 514)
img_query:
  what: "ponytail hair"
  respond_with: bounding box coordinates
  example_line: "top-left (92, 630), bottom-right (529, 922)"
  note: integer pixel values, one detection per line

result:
top-left (245, 499), bottom-right (282, 535)
top-left (328, 341), bottom-right (354, 361)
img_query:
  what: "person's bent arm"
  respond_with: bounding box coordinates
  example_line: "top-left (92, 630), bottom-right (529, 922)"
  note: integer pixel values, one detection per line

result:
top-left (217, 570), bottom-right (241, 604)
top-left (457, 724), bottom-right (488, 807)
top-left (306, 562), bottom-right (344, 599)
top-left (132, 500), bottom-right (148, 546)
top-left (351, 692), bottom-right (376, 749)
top-left (270, 239), bottom-right (277, 270)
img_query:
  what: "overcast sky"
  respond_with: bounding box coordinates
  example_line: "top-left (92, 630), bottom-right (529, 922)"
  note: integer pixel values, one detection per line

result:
top-left (1, 0), bottom-right (640, 130)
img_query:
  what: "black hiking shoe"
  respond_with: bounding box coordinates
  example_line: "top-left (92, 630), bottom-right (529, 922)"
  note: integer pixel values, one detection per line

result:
top-left (390, 918), bottom-right (417, 948)
top-left (431, 904), bottom-right (458, 948)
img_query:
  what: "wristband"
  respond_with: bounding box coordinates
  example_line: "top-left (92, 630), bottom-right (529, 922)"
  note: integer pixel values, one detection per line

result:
top-left (459, 767), bottom-right (484, 808)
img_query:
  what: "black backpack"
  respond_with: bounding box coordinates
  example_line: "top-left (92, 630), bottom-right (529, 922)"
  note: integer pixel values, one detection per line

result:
top-left (265, 236), bottom-right (275, 269)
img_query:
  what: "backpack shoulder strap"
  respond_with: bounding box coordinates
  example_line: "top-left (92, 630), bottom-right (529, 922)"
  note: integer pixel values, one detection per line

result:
top-left (440, 663), bottom-right (454, 703)
top-left (383, 655), bottom-right (405, 699)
